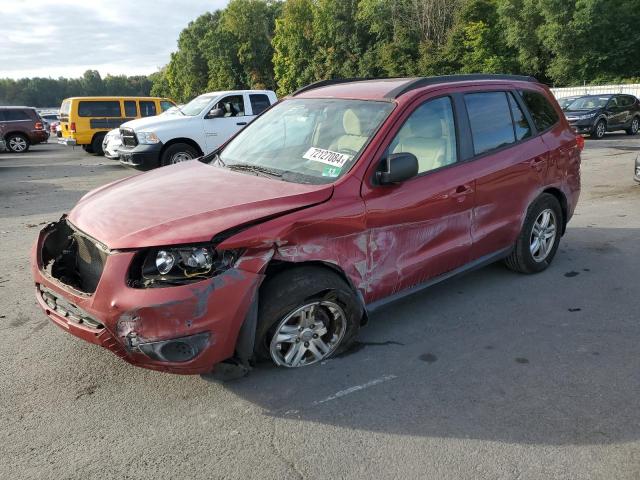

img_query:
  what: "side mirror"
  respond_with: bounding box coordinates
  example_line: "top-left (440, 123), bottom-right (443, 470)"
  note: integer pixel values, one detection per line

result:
top-left (207, 108), bottom-right (224, 119)
top-left (377, 152), bottom-right (419, 185)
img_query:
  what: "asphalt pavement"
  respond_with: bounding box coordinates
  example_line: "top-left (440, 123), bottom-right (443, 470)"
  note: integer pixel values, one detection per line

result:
top-left (0, 136), bottom-right (639, 479)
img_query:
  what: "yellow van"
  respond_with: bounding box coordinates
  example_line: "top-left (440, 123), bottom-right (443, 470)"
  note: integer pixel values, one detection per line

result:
top-left (58, 96), bottom-right (175, 155)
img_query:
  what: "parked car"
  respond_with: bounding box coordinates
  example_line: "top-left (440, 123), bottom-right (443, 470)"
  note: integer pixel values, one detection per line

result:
top-left (102, 128), bottom-right (122, 160)
top-left (564, 94), bottom-right (640, 138)
top-left (0, 124), bottom-right (6, 152)
top-left (31, 74), bottom-right (581, 376)
top-left (117, 90), bottom-right (277, 169)
top-left (634, 154), bottom-right (640, 183)
top-left (49, 121), bottom-right (60, 135)
top-left (0, 106), bottom-right (49, 152)
top-left (39, 112), bottom-right (60, 132)
top-left (58, 96), bottom-right (176, 156)
top-left (557, 95), bottom-right (583, 111)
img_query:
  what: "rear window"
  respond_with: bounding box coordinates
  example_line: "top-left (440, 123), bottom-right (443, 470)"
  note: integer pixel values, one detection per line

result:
top-left (78, 101), bottom-right (121, 117)
top-left (465, 92), bottom-right (516, 155)
top-left (0, 109), bottom-right (32, 121)
top-left (139, 101), bottom-right (157, 117)
top-left (250, 94), bottom-right (271, 116)
top-left (160, 100), bottom-right (175, 112)
top-left (519, 90), bottom-right (559, 131)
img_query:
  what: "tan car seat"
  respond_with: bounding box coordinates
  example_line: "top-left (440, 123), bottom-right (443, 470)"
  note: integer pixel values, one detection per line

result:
top-left (392, 115), bottom-right (446, 172)
top-left (329, 109), bottom-right (368, 153)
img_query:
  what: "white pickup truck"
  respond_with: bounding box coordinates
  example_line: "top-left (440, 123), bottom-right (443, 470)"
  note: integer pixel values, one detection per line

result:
top-left (117, 90), bottom-right (277, 169)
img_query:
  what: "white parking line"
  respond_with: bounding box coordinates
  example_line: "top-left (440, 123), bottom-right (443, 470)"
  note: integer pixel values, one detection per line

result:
top-left (313, 374), bottom-right (397, 405)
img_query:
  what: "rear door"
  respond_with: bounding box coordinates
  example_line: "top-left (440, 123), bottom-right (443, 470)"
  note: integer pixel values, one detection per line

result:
top-left (463, 88), bottom-right (550, 260)
top-left (203, 94), bottom-right (250, 152)
top-left (361, 93), bottom-right (475, 303)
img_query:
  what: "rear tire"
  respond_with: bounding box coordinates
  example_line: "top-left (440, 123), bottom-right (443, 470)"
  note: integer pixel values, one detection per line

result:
top-left (82, 144), bottom-right (95, 154)
top-left (504, 193), bottom-right (563, 274)
top-left (91, 133), bottom-right (106, 156)
top-left (160, 143), bottom-right (199, 167)
top-left (591, 119), bottom-right (607, 139)
top-left (6, 134), bottom-right (29, 153)
top-left (255, 267), bottom-right (362, 368)
top-left (625, 116), bottom-right (639, 135)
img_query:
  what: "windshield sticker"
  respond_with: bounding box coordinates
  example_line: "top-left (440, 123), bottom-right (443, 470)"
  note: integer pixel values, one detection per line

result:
top-left (322, 166), bottom-right (342, 177)
top-left (303, 147), bottom-right (352, 167)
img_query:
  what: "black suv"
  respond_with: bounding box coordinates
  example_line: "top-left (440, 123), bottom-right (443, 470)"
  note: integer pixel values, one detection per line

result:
top-left (0, 106), bottom-right (48, 153)
top-left (564, 94), bottom-right (640, 139)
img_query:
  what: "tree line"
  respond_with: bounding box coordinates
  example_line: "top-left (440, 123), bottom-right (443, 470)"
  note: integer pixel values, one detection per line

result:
top-left (2, 0), bottom-right (639, 107)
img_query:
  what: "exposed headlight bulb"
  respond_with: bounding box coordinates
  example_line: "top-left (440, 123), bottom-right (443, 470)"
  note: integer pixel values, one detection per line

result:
top-left (186, 248), bottom-right (213, 269)
top-left (155, 250), bottom-right (175, 275)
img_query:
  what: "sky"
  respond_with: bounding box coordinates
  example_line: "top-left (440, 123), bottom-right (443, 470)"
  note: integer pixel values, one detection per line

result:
top-left (0, 0), bottom-right (229, 80)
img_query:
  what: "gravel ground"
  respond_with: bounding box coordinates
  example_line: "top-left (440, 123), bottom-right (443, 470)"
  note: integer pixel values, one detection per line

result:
top-left (0, 136), bottom-right (639, 479)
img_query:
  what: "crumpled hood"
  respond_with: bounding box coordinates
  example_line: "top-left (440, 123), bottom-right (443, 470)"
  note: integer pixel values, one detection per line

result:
top-left (68, 161), bottom-right (333, 249)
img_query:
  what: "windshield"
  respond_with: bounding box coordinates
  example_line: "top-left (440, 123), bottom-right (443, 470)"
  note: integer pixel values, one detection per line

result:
top-left (559, 97), bottom-right (580, 109)
top-left (181, 95), bottom-right (214, 116)
top-left (566, 96), bottom-right (611, 111)
top-left (217, 98), bottom-right (394, 184)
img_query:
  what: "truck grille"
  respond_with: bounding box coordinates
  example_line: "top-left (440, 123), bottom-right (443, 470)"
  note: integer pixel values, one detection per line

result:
top-left (120, 127), bottom-right (138, 147)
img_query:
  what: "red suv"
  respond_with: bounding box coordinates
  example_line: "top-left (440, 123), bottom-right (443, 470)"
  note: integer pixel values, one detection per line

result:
top-left (0, 106), bottom-right (48, 152)
top-left (31, 75), bottom-right (581, 375)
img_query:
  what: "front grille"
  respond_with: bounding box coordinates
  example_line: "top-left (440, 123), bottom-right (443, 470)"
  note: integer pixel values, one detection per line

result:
top-left (74, 232), bottom-right (108, 293)
top-left (120, 127), bottom-right (138, 147)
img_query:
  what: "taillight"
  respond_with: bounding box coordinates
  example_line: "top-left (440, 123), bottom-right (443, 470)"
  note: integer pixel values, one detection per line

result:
top-left (70, 122), bottom-right (76, 133)
top-left (35, 122), bottom-right (43, 130)
top-left (576, 134), bottom-right (584, 151)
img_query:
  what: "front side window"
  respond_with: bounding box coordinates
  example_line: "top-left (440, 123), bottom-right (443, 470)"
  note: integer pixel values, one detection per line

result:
top-left (78, 101), bottom-right (121, 117)
top-left (388, 97), bottom-right (457, 174)
top-left (139, 101), bottom-right (157, 117)
top-left (465, 92), bottom-right (515, 155)
top-left (250, 94), bottom-right (271, 115)
top-left (217, 98), bottom-right (394, 184)
top-left (124, 101), bottom-right (137, 117)
top-left (214, 95), bottom-right (246, 117)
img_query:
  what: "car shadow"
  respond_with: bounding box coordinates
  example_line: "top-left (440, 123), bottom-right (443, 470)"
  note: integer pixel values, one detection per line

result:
top-left (214, 226), bottom-right (640, 446)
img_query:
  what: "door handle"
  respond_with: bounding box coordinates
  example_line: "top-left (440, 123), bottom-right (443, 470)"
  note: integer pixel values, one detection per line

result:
top-left (450, 184), bottom-right (473, 198)
top-left (236, 122), bottom-right (247, 126)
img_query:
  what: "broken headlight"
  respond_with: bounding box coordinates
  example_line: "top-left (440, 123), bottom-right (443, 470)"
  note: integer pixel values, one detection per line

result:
top-left (134, 245), bottom-right (240, 287)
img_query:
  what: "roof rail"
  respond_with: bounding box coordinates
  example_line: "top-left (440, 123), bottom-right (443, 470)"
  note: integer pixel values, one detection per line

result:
top-left (385, 74), bottom-right (539, 99)
top-left (291, 78), bottom-right (379, 96)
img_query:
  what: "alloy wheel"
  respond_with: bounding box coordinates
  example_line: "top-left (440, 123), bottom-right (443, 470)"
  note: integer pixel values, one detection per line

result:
top-left (269, 300), bottom-right (347, 368)
top-left (530, 208), bottom-right (557, 262)
top-left (596, 121), bottom-right (606, 138)
top-left (632, 118), bottom-right (639, 134)
top-left (8, 136), bottom-right (27, 152)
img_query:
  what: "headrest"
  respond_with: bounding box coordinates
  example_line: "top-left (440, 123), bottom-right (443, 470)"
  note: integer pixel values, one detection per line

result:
top-left (343, 109), bottom-right (361, 136)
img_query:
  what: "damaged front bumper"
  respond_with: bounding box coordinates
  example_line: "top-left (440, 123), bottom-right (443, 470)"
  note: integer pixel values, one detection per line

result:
top-left (31, 218), bottom-right (262, 374)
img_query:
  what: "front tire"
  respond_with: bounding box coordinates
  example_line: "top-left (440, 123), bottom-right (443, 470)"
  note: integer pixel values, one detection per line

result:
top-left (591, 119), bottom-right (607, 139)
top-left (255, 267), bottom-right (361, 368)
top-left (160, 143), bottom-right (198, 167)
top-left (505, 193), bottom-right (563, 274)
top-left (6, 134), bottom-right (29, 153)
top-left (625, 117), bottom-right (639, 135)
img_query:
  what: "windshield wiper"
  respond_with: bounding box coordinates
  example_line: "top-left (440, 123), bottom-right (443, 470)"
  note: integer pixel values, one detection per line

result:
top-left (226, 163), bottom-right (283, 179)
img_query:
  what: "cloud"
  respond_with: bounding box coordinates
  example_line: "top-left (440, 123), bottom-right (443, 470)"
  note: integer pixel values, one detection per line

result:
top-left (0, 0), bottom-right (229, 79)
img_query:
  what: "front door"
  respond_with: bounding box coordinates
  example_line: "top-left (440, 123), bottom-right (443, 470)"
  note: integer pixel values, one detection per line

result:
top-left (361, 95), bottom-right (475, 303)
top-left (203, 94), bottom-right (251, 152)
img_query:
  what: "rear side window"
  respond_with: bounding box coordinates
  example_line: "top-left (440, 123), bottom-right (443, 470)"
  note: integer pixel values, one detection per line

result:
top-left (250, 94), bottom-right (271, 116)
top-left (160, 100), bottom-right (175, 112)
top-left (124, 101), bottom-right (137, 117)
top-left (1, 109), bottom-right (31, 121)
top-left (78, 101), bottom-right (121, 117)
top-left (139, 101), bottom-right (157, 117)
top-left (618, 95), bottom-right (635, 107)
top-left (519, 90), bottom-right (559, 132)
top-left (508, 93), bottom-right (532, 141)
top-left (465, 92), bottom-right (515, 155)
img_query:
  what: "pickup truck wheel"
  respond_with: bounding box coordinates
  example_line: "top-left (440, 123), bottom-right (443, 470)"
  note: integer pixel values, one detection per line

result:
top-left (91, 133), bottom-right (105, 156)
top-left (625, 117), bottom-right (639, 135)
top-left (161, 143), bottom-right (198, 166)
top-left (255, 267), bottom-right (361, 368)
top-left (591, 119), bottom-right (607, 139)
top-left (504, 193), bottom-right (562, 274)
top-left (6, 134), bottom-right (29, 153)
